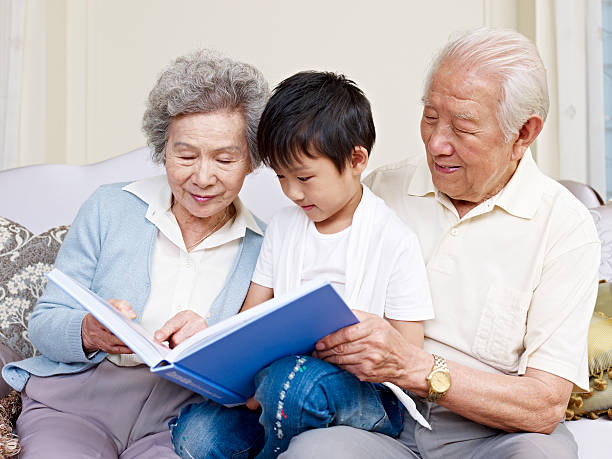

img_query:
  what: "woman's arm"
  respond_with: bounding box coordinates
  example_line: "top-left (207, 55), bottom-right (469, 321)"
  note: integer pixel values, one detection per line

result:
top-left (28, 189), bottom-right (105, 362)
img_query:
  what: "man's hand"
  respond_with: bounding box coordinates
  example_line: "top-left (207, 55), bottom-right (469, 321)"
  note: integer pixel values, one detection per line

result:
top-left (154, 310), bottom-right (208, 348)
top-left (314, 310), bottom-right (427, 386)
top-left (81, 298), bottom-right (136, 354)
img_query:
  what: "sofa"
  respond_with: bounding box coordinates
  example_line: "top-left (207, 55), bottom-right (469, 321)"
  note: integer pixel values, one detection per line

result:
top-left (0, 146), bottom-right (609, 457)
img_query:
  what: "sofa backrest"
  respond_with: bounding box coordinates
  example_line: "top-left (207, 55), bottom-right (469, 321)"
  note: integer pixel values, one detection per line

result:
top-left (559, 180), bottom-right (605, 209)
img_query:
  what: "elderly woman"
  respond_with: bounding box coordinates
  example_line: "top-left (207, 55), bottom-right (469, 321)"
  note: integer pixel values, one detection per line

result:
top-left (2, 50), bottom-right (269, 458)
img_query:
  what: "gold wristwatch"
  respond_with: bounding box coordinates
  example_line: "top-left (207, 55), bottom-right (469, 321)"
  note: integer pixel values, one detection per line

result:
top-left (426, 354), bottom-right (451, 402)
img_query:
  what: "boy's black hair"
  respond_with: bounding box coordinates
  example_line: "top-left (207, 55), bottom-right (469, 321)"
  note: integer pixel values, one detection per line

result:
top-left (256, 71), bottom-right (375, 172)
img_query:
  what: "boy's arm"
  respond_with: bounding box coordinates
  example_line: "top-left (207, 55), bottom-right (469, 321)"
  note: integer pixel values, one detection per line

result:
top-left (387, 319), bottom-right (424, 348)
top-left (242, 281), bottom-right (274, 411)
top-left (241, 282), bottom-right (274, 311)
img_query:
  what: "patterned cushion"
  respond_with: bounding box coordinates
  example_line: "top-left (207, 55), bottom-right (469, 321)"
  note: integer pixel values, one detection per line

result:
top-left (588, 310), bottom-right (612, 375)
top-left (595, 282), bottom-right (612, 317)
top-left (567, 303), bottom-right (612, 421)
top-left (0, 217), bottom-right (69, 359)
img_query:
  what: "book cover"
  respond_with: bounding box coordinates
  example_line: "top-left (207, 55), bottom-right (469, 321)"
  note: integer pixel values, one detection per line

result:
top-left (46, 268), bottom-right (359, 405)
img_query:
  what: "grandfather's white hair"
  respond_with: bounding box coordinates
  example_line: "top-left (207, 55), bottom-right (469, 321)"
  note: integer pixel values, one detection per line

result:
top-left (424, 27), bottom-right (549, 142)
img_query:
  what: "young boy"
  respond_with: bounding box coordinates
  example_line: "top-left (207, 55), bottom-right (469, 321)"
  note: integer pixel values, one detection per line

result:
top-left (170, 71), bottom-right (434, 459)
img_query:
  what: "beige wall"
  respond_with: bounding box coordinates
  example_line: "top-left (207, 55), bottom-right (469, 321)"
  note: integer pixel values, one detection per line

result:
top-left (18, 0), bottom-right (554, 173)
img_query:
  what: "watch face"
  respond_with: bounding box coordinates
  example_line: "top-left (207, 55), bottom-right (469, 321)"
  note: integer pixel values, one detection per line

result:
top-left (431, 371), bottom-right (451, 392)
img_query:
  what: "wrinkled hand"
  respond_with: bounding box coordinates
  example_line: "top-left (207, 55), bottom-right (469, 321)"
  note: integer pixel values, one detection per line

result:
top-left (81, 298), bottom-right (136, 354)
top-left (314, 310), bottom-right (416, 384)
top-left (154, 310), bottom-right (208, 348)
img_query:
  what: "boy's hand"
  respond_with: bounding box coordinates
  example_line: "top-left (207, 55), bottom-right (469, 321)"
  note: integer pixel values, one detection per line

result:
top-left (155, 310), bottom-right (208, 348)
top-left (246, 396), bottom-right (261, 410)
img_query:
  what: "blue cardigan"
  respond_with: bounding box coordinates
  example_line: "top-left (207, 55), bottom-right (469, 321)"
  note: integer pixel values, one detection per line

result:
top-left (3, 182), bottom-right (264, 391)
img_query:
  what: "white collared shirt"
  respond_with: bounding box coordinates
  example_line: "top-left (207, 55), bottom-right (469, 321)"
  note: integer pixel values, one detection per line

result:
top-left (108, 175), bottom-right (263, 366)
top-left (364, 150), bottom-right (600, 390)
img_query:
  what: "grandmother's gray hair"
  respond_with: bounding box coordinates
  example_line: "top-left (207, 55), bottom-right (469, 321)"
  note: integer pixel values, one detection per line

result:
top-left (142, 49), bottom-right (269, 166)
top-left (423, 27), bottom-right (549, 143)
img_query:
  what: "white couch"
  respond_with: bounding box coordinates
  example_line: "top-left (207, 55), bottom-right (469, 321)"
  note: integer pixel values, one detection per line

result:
top-left (0, 146), bottom-right (608, 457)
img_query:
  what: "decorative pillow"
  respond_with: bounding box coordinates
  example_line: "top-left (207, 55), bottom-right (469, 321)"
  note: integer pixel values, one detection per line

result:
top-left (587, 311), bottom-right (612, 375)
top-left (0, 217), bottom-right (69, 359)
top-left (595, 281), bottom-right (612, 318)
top-left (567, 370), bottom-right (612, 421)
top-left (0, 390), bottom-right (20, 457)
top-left (567, 309), bottom-right (612, 421)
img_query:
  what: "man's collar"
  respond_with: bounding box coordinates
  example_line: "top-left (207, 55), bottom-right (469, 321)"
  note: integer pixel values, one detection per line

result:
top-left (406, 149), bottom-right (544, 220)
top-left (405, 158), bottom-right (437, 197)
top-left (493, 149), bottom-right (544, 219)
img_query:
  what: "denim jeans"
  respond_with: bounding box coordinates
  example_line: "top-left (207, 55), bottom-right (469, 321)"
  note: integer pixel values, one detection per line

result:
top-left (169, 355), bottom-right (403, 458)
top-left (169, 400), bottom-right (264, 459)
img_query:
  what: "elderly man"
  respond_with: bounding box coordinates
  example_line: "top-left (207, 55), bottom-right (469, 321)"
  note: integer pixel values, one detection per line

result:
top-left (280, 28), bottom-right (600, 459)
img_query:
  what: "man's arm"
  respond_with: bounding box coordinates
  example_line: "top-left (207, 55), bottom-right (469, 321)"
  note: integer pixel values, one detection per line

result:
top-left (315, 310), bottom-right (572, 434)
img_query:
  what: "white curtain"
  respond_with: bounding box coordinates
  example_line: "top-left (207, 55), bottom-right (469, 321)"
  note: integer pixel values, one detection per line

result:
top-left (0, 0), bottom-right (26, 171)
top-left (554, 0), bottom-right (606, 197)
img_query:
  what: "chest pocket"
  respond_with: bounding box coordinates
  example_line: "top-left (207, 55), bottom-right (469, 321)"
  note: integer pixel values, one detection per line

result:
top-left (471, 284), bottom-right (532, 372)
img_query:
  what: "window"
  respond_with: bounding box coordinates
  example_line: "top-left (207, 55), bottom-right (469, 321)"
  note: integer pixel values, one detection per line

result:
top-left (604, 0), bottom-right (612, 199)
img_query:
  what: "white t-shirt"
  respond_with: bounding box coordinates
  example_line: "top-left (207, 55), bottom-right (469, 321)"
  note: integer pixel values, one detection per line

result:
top-left (301, 223), bottom-right (351, 297)
top-left (252, 186), bottom-right (434, 321)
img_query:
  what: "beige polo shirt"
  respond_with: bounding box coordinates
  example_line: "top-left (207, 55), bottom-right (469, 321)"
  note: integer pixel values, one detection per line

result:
top-left (108, 175), bottom-right (263, 366)
top-left (364, 151), bottom-right (600, 390)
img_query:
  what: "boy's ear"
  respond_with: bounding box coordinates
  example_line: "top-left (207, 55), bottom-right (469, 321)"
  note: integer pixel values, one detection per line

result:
top-left (351, 146), bottom-right (369, 174)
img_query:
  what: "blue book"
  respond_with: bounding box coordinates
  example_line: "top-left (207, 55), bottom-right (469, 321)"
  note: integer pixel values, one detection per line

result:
top-left (46, 268), bottom-right (359, 406)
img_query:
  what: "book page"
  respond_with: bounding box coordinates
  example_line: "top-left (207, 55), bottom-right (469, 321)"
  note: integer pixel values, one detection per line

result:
top-left (46, 269), bottom-right (170, 367)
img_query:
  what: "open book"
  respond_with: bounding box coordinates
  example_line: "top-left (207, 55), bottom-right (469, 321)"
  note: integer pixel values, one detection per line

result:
top-left (46, 268), bottom-right (358, 406)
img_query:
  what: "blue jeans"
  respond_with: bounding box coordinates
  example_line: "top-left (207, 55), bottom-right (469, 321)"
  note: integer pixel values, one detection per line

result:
top-left (170, 355), bottom-right (404, 458)
top-left (169, 401), bottom-right (263, 459)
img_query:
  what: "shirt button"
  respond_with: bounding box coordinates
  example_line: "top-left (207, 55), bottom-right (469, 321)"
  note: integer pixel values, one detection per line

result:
top-left (450, 228), bottom-right (458, 236)
top-left (185, 259), bottom-right (194, 268)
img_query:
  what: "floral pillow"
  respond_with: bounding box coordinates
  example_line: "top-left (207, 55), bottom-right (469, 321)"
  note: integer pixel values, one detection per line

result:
top-left (0, 217), bottom-right (69, 359)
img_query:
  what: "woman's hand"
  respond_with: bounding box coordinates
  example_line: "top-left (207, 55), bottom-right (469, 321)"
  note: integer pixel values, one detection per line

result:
top-left (154, 310), bottom-right (208, 348)
top-left (81, 298), bottom-right (136, 354)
